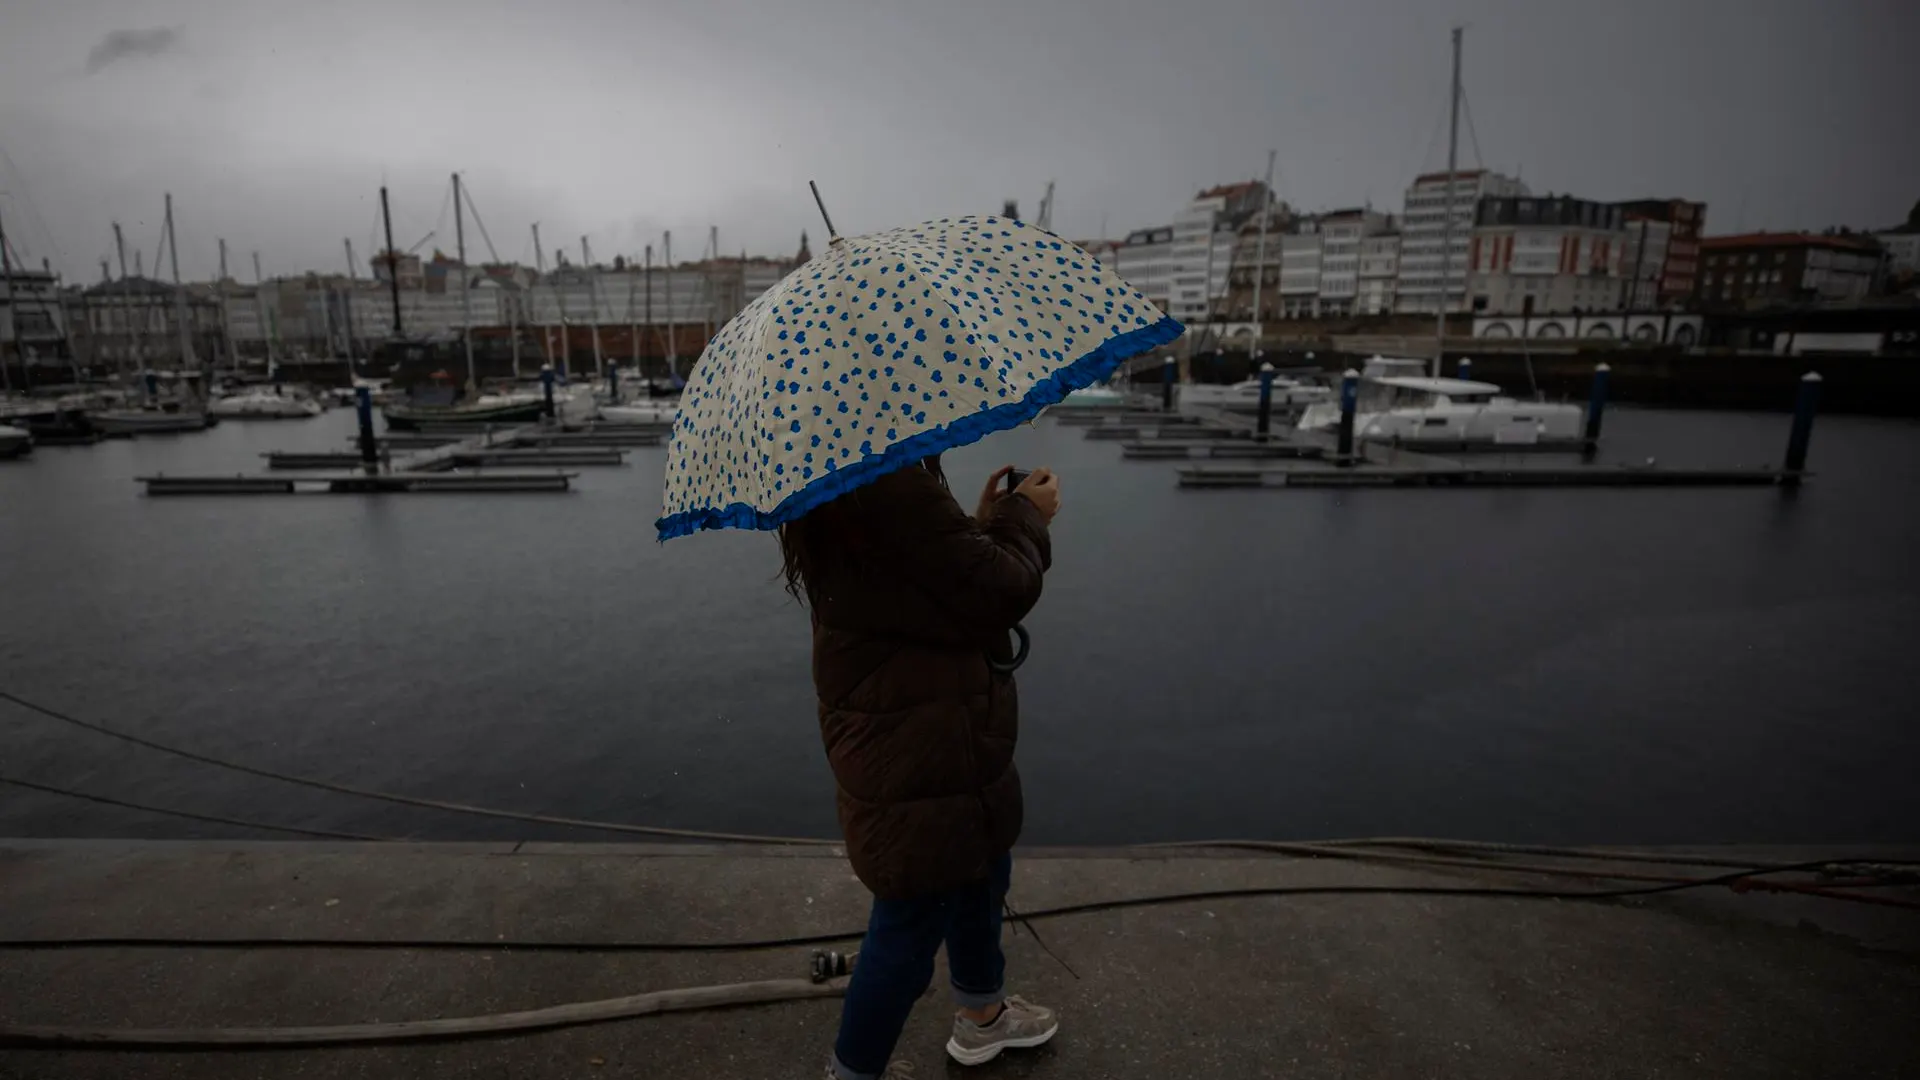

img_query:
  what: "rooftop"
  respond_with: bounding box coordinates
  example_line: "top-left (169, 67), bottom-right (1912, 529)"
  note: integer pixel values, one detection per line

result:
top-left (1412, 168), bottom-right (1489, 184)
top-left (1701, 232), bottom-right (1881, 253)
top-left (1197, 180), bottom-right (1262, 200)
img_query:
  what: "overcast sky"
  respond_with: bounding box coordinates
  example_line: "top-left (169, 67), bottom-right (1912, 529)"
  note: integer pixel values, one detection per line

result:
top-left (0, 0), bottom-right (1912, 283)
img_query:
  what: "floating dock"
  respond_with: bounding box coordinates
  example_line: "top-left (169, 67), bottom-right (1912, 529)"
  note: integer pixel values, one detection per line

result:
top-left (1179, 462), bottom-right (1798, 489)
top-left (1079, 381), bottom-right (1822, 491)
top-left (151, 420), bottom-right (639, 495)
top-left (137, 472), bottom-right (577, 496)
top-left (1122, 440), bottom-right (1325, 460)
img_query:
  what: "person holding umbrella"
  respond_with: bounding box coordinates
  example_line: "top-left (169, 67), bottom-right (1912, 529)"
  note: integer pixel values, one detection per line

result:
top-left (655, 207), bottom-right (1180, 1077)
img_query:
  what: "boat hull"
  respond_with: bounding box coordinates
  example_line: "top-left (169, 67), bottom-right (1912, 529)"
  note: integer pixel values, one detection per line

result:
top-left (1298, 401), bottom-right (1583, 444)
top-left (92, 411), bottom-right (214, 436)
top-left (209, 397), bottom-right (324, 419)
top-left (381, 399), bottom-right (546, 431)
top-left (0, 427), bottom-right (32, 459)
top-left (597, 403), bottom-right (679, 424)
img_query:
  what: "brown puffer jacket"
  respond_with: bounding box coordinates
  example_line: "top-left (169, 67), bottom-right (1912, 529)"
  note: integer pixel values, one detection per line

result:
top-left (803, 461), bottom-right (1050, 900)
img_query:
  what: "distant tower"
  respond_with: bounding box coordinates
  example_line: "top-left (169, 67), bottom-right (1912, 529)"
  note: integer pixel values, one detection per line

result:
top-left (796, 230), bottom-right (812, 265)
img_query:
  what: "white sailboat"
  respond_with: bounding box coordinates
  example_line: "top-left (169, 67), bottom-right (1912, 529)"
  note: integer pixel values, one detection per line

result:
top-left (1295, 356), bottom-right (1580, 445)
top-left (208, 386), bottom-right (324, 419)
top-left (91, 195), bottom-right (212, 435)
top-left (379, 175), bottom-right (546, 431)
top-left (601, 230), bottom-right (682, 425)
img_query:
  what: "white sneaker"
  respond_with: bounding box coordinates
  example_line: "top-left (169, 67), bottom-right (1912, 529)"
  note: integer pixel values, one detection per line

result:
top-left (945, 995), bottom-right (1059, 1065)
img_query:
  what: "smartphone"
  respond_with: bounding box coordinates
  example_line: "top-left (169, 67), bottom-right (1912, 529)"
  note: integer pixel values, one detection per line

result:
top-left (1005, 468), bottom-right (1031, 493)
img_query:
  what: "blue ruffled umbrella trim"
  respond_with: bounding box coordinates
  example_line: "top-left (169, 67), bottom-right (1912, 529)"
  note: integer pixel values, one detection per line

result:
top-left (655, 313), bottom-right (1185, 541)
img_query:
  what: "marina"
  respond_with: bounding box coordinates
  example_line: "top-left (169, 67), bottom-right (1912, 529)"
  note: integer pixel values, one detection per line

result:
top-left (1, 6), bottom-right (1914, 1077)
top-left (1069, 362), bottom-right (1826, 490)
top-left (3, 403), bottom-right (1916, 849)
top-left (135, 471), bottom-right (578, 496)
top-left (1176, 461), bottom-right (1792, 488)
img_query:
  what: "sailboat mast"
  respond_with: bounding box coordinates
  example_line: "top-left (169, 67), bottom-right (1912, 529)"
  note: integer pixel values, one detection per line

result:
top-left (663, 230), bottom-right (676, 379)
top-left (342, 238), bottom-right (359, 379)
top-left (452, 172), bottom-right (475, 392)
top-left (547, 227), bottom-right (571, 374)
top-left (507, 270), bottom-right (521, 379)
top-left (1435, 26), bottom-right (1463, 376)
top-left (1248, 149), bottom-right (1276, 349)
top-left (216, 238), bottom-right (235, 371)
top-left (626, 252), bottom-right (639, 368)
top-left (0, 204), bottom-right (18, 394)
top-left (581, 235), bottom-right (603, 377)
top-left (113, 222), bottom-right (136, 378)
top-left (705, 224), bottom-right (717, 346)
top-left (379, 185), bottom-right (404, 338)
top-left (532, 224), bottom-right (552, 368)
top-left (643, 242), bottom-right (653, 375)
top-left (163, 194), bottom-right (194, 375)
top-left (252, 251), bottom-right (276, 371)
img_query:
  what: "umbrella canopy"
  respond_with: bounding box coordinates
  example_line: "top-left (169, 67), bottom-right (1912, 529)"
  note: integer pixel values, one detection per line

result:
top-left (656, 215), bottom-right (1181, 540)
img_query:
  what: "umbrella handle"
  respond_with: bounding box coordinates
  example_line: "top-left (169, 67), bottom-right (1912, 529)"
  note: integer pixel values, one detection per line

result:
top-left (986, 623), bottom-right (1031, 675)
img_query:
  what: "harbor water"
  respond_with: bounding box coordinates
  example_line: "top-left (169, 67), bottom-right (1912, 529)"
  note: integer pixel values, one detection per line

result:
top-left (2, 406), bottom-right (1918, 845)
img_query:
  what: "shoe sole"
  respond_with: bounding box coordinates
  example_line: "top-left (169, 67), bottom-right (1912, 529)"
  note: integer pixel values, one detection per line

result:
top-left (945, 1023), bottom-right (1059, 1066)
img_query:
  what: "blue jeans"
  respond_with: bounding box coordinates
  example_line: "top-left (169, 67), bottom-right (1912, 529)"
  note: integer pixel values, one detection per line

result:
top-left (830, 853), bottom-right (1012, 1080)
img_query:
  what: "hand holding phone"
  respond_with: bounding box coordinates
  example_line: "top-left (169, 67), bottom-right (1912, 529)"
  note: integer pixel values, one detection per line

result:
top-left (1010, 467), bottom-right (1059, 523)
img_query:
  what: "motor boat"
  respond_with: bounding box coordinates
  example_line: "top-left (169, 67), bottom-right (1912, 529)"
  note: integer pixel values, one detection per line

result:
top-left (0, 422), bottom-right (31, 459)
top-left (1296, 357), bottom-right (1581, 445)
top-left (209, 388), bottom-right (324, 419)
top-left (1178, 375), bottom-right (1330, 413)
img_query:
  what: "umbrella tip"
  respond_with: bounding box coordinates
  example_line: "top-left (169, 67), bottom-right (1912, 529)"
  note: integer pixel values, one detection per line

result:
top-left (808, 180), bottom-right (840, 243)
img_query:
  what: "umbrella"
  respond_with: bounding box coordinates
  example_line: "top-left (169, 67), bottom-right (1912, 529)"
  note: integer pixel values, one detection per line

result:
top-left (655, 213), bottom-right (1181, 541)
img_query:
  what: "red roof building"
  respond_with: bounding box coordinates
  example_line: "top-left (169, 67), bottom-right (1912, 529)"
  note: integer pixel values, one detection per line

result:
top-left (1698, 233), bottom-right (1883, 307)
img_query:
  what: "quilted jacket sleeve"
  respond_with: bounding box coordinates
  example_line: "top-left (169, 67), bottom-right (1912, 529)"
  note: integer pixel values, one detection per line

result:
top-left (856, 463), bottom-right (1050, 638)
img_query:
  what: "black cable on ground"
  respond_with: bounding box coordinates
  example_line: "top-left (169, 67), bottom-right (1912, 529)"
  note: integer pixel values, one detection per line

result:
top-left (3, 862), bottom-right (1913, 1051)
top-left (0, 689), bottom-right (837, 847)
top-left (4, 860), bottom-right (1910, 954)
top-left (0, 776), bottom-right (394, 843)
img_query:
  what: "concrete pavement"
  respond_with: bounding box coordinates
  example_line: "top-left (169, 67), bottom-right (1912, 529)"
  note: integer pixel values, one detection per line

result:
top-left (1, 841), bottom-right (1916, 1078)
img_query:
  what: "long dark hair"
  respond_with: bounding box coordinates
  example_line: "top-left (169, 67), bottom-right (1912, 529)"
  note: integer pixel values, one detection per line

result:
top-left (778, 456), bottom-right (946, 602)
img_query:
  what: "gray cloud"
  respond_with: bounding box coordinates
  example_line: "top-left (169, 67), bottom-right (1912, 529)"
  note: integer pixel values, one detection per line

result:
top-left (0, 0), bottom-right (1910, 284)
top-left (84, 26), bottom-right (180, 75)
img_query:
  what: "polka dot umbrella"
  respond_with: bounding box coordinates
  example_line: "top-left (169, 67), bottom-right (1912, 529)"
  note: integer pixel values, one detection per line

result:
top-left (655, 210), bottom-right (1182, 541)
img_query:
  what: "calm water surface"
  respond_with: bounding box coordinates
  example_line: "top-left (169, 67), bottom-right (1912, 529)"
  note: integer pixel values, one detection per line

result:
top-left (2, 405), bottom-right (1918, 845)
